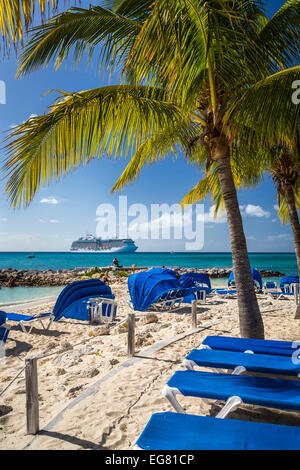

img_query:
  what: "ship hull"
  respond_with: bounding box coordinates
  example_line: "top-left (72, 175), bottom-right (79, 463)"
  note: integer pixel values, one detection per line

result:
top-left (70, 245), bottom-right (137, 254)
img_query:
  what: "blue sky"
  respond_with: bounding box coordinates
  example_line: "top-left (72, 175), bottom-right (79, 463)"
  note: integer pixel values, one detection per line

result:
top-left (0, 0), bottom-right (296, 252)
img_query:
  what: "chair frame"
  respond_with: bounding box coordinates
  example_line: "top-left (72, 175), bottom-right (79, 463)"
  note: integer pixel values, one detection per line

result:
top-left (18, 313), bottom-right (55, 334)
top-left (0, 322), bottom-right (11, 359)
top-left (87, 297), bottom-right (117, 324)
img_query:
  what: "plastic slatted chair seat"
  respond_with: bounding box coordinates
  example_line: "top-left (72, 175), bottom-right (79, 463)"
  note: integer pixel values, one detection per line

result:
top-left (185, 348), bottom-right (300, 376)
top-left (135, 412), bottom-right (300, 450)
top-left (202, 335), bottom-right (296, 356)
top-left (166, 370), bottom-right (300, 411)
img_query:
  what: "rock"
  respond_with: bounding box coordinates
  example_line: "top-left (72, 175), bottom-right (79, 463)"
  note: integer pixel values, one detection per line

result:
top-left (13, 386), bottom-right (26, 395)
top-left (109, 358), bottom-right (119, 366)
top-left (139, 313), bottom-right (159, 326)
top-left (56, 368), bottom-right (66, 376)
top-left (79, 367), bottom-right (100, 378)
top-left (259, 301), bottom-right (273, 307)
top-left (0, 405), bottom-right (13, 417)
top-left (55, 350), bottom-right (82, 367)
top-left (135, 332), bottom-right (152, 348)
top-left (60, 342), bottom-right (73, 352)
top-left (67, 384), bottom-right (84, 396)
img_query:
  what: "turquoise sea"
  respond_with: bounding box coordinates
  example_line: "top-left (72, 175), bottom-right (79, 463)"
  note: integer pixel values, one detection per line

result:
top-left (0, 251), bottom-right (297, 307)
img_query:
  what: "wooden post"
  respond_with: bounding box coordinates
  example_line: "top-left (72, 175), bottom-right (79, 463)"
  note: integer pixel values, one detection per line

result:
top-left (294, 286), bottom-right (299, 306)
top-left (192, 300), bottom-right (197, 329)
top-left (127, 313), bottom-right (135, 358)
top-left (25, 357), bottom-right (39, 435)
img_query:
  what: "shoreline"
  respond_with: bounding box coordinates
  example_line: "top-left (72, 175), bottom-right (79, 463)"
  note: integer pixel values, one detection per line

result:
top-left (0, 265), bottom-right (285, 288)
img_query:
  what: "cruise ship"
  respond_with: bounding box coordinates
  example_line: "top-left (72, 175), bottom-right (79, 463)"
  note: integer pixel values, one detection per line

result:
top-left (70, 234), bottom-right (138, 253)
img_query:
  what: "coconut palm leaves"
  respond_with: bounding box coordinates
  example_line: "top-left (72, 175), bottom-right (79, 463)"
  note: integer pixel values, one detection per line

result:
top-left (16, 3), bottom-right (149, 76)
top-left (4, 85), bottom-right (185, 208)
top-left (0, 0), bottom-right (60, 49)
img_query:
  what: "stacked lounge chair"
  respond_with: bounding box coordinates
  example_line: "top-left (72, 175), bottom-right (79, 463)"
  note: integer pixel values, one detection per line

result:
top-left (134, 335), bottom-right (300, 450)
top-left (2, 279), bottom-right (116, 333)
top-left (128, 269), bottom-right (203, 312)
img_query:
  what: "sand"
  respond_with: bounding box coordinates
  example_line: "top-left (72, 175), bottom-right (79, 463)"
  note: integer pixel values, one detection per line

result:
top-left (0, 281), bottom-right (299, 450)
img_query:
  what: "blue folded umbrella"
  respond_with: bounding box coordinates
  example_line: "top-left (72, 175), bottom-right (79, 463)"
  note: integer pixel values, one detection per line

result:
top-left (184, 348), bottom-right (300, 376)
top-left (3, 279), bottom-right (116, 333)
top-left (228, 268), bottom-right (262, 290)
top-left (128, 269), bottom-right (198, 311)
top-left (202, 335), bottom-right (296, 356)
top-left (164, 370), bottom-right (300, 414)
top-left (135, 412), bottom-right (300, 450)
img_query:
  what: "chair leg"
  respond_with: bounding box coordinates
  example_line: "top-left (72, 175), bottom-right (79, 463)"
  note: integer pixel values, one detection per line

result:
top-left (182, 359), bottom-right (196, 370)
top-left (232, 365), bottom-right (247, 375)
top-left (216, 395), bottom-right (243, 419)
top-left (20, 321), bottom-right (29, 334)
top-left (162, 385), bottom-right (185, 413)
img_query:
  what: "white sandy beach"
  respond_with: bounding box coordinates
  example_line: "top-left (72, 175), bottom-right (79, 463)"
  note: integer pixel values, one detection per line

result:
top-left (1, 280), bottom-right (300, 450)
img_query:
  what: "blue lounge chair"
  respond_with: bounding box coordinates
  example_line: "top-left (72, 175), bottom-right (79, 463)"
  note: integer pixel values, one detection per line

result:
top-left (3, 279), bottom-right (116, 333)
top-left (134, 412), bottom-right (300, 450)
top-left (228, 268), bottom-right (263, 292)
top-left (178, 273), bottom-right (211, 303)
top-left (263, 281), bottom-right (278, 291)
top-left (201, 335), bottom-right (298, 356)
top-left (128, 269), bottom-right (200, 312)
top-left (280, 275), bottom-right (299, 293)
top-left (0, 312), bottom-right (10, 359)
top-left (162, 370), bottom-right (300, 417)
top-left (183, 348), bottom-right (300, 377)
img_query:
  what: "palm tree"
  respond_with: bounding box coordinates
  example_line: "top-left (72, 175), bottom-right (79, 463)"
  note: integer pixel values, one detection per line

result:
top-left (4, 1), bottom-right (300, 338)
top-left (271, 149), bottom-right (300, 274)
top-left (0, 0), bottom-right (61, 50)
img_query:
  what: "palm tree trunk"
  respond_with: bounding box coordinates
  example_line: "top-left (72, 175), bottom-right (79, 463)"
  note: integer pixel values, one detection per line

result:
top-left (214, 153), bottom-right (265, 338)
top-left (283, 184), bottom-right (300, 319)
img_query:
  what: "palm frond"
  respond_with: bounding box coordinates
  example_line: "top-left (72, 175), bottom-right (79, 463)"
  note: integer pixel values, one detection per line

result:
top-left (225, 66), bottom-right (300, 147)
top-left (4, 85), bottom-right (183, 208)
top-left (0, 0), bottom-right (61, 50)
top-left (17, 4), bottom-right (146, 77)
top-left (111, 118), bottom-right (198, 192)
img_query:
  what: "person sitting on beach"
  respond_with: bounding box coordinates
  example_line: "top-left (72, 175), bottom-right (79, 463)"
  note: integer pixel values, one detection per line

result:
top-left (113, 257), bottom-right (120, 267)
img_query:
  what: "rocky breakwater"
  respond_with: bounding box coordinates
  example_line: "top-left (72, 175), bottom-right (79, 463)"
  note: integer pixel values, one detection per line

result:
top-left (0, 265), bottom-right (285, 287)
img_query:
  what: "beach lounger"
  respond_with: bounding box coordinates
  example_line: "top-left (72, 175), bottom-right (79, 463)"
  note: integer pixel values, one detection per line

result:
top-left (263, 281), bottom-right (278, 292)
top-left (0, 312), bottom-right (11, 359)
top-left (128, 269), bottom-right (200, 312)
top-left (134, 412), bottom-right (300, 450)
top-left (4, 311), bottom-right (55, 334)
top-left (162, 370), bottom-right (300, 416)
top-left (200, 335), bottom-right (298, 356)
top-left (3, 279), bottom-right (116, 333)
top-left (183, 348), bottom-right (300, 377)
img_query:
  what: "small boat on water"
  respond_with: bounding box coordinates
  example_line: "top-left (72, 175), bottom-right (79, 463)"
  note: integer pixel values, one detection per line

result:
top-left (27, 254), bottom-right (35, 259)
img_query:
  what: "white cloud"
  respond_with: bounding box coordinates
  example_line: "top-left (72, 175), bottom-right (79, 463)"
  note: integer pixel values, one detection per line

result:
top-left (40, 197), bottom-right (59, 205)
top-left (246, 236), bottom-right (256, 240)
top-left (268, 233), bottom-right (290, 241)
top-left (39, 218), bottom-right (59, 223)
top-left (202, 205), bottom-right (227, 224)
top-left (243, 204), bottom-right (271, 218)
top-left (0, 218), bottom-right (8, 222)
